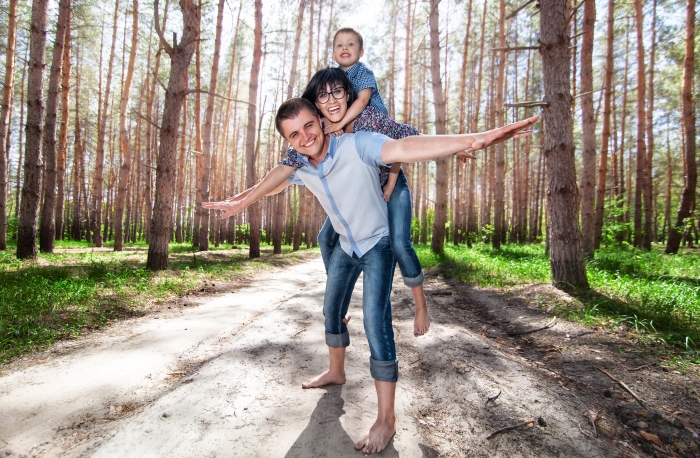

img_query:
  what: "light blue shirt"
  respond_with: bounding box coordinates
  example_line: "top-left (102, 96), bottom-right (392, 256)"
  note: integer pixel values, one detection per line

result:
top-left (287, 132), bottom-right (390, 257)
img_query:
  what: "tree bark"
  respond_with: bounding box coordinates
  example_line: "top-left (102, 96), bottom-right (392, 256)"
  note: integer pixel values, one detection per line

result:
top-left (244, 0), bottom-right (263, 258)
top-left (114, 0), bottom-right (138, 251)
top-left (645, 0), bottom-right (657, 242)
top-left (17, 0), bottom-right (49, 259)
top-left (594, 0), bottom-right (614, 249)
top-left (579, 0), bottom-right (595, 256)
top-left (0, 0), bottom-right (19, 249)
top-left (539, 0), bottom-right (588, 290)
top-left (429, 0), bottom-right (448, 253)
top-left (147, 0), bottom-right (200, 270)
top-left (666, 0), bottom-right (696, 254)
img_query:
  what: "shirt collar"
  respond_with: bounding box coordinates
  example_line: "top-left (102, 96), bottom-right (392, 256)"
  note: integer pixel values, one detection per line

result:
top-left (345, 62), bottom-right (362, 78)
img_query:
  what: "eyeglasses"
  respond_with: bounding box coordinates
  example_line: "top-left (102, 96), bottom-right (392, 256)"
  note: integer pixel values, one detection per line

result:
top-left (316, 87), bottom-right (346, 104)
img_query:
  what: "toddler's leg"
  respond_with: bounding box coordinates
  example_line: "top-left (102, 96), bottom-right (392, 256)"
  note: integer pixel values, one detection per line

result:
top-left (387, 171), bottom-right (430, 337)
top-left (318, 217), bottom-right (339, 274)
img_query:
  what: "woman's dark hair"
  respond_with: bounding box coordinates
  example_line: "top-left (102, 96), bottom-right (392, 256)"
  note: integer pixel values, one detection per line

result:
top-left (301, 67), bottom-right (357, 114)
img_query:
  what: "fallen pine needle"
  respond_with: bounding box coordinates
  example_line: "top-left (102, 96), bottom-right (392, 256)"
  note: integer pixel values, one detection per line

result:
top-left (595, 366), bottom-right (647, 409)
top-left (486, 418), bottom-right (535, 440)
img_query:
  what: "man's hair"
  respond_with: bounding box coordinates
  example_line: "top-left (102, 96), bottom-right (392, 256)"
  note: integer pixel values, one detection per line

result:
top-left (275, 97), bottom-right (318, 137)
top-left (333, 27), bottom-right (363, 50)
top-left (301, 67), bottom-right (358, 110)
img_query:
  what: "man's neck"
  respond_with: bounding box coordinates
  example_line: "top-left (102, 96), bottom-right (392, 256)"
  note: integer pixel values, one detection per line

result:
top-left (307, 134), bottom-right (331, 168)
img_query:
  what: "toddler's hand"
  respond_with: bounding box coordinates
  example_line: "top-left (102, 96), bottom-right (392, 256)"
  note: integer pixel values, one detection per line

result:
top-left (323, 122), bottom-right (345, 135)
top-left (382, 183), bottom-right (396, 202)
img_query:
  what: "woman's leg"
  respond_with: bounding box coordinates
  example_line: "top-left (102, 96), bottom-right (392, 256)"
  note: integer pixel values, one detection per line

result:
top-left (387, 172), bottom-right (430, 337)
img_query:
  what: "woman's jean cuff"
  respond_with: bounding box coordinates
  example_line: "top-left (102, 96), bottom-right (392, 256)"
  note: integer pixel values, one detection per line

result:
top-left (369, 358), bottom-right (399, 382)
top-left (325, 332), bottom-right (350, 348)
top-left (402, 270), bottom-right (424, 287)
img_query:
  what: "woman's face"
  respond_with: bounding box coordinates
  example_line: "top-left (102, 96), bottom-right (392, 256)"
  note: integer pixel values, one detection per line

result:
top-left (314, 83), bottom-right (349, 123)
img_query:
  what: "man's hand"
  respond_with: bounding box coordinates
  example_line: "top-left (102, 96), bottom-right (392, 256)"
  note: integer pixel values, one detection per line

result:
top-left (466, 115), bottom-right (538, 153)
top-left (202, 200), bottom-right (246, 219)
top-left (323, 121), bottom-right (346, 135)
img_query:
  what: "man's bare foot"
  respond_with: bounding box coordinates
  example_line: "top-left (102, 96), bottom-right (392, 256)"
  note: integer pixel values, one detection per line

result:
top-left (414, 305), bottom-right (430, 337)
top-left (354, 418), bottom-right (396, 454)
top-left (301, 370), bottom-right (346, 389)
top-left (342, 314), bottom-right (351, 325)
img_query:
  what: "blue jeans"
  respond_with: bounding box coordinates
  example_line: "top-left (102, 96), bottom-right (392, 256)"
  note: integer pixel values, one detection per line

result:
top-left (323, 236), bottom-right (398, 382)
top-left (319, 170), bottom-right (424, 287)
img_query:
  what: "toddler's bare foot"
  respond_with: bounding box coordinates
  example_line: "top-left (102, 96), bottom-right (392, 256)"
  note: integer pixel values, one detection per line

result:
top-left (354, 418), bottom-right (396, 454)
top-left (342, 314), bottom-right (351, 325)
top-left (301, 370), bottom-right (346, 389)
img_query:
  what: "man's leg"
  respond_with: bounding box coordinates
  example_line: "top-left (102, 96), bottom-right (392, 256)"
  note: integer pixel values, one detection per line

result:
top-left (354, 236), bottom-right (398, 454)
top-left (317, 217), bottom-right (339, 274)
top-left (303, 243), bottom-right (361, 389)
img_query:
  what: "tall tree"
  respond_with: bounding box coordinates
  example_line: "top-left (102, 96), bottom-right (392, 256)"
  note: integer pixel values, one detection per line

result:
top-left (666, 0), bottom-right (696, 254)
top-left (55, 8), bottom-right (72, 241)
top-left (17, 0), bottom-right (49, 259)
top-left (92, 0), bottom-right (120, 247)
top-left (0, 0), bottom-right (19, 249)
top-left (579, 0), bottom-right (596, 256)
top-left (198, 0), bottom-right (226, 251)
top-left (594, 0), bottom-right (615, 249)
top-left (114, 0), bottom-right (139, 251)
top-left (632, 0), bottom-right (651, 250)
top-left (429, 0), bottom-right (448, 253)
top-left (147, 0), bottom-right (200, 270)
top-left (539, 0), bottom-right (588, 289)
top-left (492, 0), bottom-right (506, 249)
top-left (245, 0), bottom-right (263, 258)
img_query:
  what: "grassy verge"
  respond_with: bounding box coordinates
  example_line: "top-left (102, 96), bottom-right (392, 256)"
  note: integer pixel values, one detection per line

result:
top-left (0, 240), bottom-right (318, 364)
top-left (415, 242), bottom-right (700, 359)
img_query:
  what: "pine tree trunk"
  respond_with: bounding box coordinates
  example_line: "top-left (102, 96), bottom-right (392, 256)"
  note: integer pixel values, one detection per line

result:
top-left (17, 0), bottom-right (49, 260)
top-left (245, 0), bottom-right (263, 258)
top-left (114, 0), bottom-right (138, 251)
top-left (594, 0), bottom-right (614, 249)
top-left (666, 0), bottom-right (696, 254)
top-left (429, 0), bottom-right (448, 253)
top-left (55, 9), bottom-right (72, 242)
top-left (38, 0), bottom-right (70, 253)
top-left (198, 0), bottom-right (225, 251)
top-left (147, 0), bottom-right (200, 270)
top-left (0, 0), bottom-right (19, 249)
top-left (539, 0), bottom-right (588, 290)
top-left (492, 0), bottom-right (506, 249)
top-left (646, 0), bottom-right (657, 242)
top-left (579, 0), bottom-right (596, 256)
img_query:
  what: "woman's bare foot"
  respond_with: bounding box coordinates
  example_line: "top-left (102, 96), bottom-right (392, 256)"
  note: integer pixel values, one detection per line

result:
top-left (412, 286), bottom-right (430, 337)
top-left (354, 418), bottom-right (396, 454)
top-left (301, 370), bottom-right (346, 389)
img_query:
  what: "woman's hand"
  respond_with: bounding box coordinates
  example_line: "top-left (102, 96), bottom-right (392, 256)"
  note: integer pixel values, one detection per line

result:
top-left (323, 121), bottom-right (346, 135)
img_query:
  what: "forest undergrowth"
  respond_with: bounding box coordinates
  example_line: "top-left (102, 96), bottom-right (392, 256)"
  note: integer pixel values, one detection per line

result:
top-left (0, 240), bottom-right (317, 364)
top-left (415, 242), bottom-right (700, 363)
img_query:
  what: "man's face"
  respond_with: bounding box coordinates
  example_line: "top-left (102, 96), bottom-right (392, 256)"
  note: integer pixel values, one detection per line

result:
top-left (280, 107), bottom-right (327, 159)
top-left (333, 32), bottom-right (363, 70)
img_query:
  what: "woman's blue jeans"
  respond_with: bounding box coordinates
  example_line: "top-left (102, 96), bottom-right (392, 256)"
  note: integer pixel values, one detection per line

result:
top-left (318, 170), bottom-right (424, 287)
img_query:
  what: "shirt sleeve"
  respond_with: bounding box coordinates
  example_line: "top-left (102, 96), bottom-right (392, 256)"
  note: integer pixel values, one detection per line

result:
top-left (286, 170), bottom-right (305, 186)
top-left (353, 65), bottom-right (379, 93)
top-left (353, 131), bottom-right (390, 167)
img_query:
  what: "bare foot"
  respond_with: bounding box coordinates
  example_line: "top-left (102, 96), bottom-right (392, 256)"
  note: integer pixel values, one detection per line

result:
top-left (342, 314), bottom-right (351, 325)
top-left (354, 418), bottom-right (396, 454)
top-left (301, 370), bottom-right (346, 389)
top-left (412, 289), bottom-right (430, 337)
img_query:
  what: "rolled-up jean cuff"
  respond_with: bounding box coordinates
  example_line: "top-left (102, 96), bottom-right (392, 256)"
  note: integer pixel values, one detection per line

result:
top-left (370, 358), bottom-right (399, 382)
top-left (402, 270), bottom-right (424, 287)
top-left (325, 332), bottom-right (350, 348)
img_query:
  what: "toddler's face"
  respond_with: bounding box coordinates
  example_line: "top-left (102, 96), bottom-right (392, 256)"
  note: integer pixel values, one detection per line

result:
top-left (333, 32), bottom-right (363, 70)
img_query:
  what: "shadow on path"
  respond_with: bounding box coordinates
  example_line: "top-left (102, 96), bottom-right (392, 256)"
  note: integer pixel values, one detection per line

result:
top-left (285, 385), bottom-right (399, 457)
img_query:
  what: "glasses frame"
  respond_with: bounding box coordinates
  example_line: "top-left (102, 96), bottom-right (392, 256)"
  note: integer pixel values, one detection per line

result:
top-left (316, 86), bottom-right (347, 104)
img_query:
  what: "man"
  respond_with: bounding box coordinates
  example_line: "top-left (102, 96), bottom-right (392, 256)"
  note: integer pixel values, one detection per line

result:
top-left (207, 97), bottom-right (537, 454)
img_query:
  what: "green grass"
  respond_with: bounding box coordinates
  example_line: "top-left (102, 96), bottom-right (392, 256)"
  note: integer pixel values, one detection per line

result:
top-left (415, 242), bottom-right (700, 354)
top-left (0, 241), bottom-right (317, 364)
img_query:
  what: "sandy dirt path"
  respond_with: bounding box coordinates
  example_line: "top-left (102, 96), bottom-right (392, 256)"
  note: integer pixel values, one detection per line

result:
top-left (6, 255), bottom-right (692, 457)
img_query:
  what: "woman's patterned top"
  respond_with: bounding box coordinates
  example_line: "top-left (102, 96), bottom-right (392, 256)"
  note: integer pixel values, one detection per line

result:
top-left (281, 106), bottom-right (420, 186)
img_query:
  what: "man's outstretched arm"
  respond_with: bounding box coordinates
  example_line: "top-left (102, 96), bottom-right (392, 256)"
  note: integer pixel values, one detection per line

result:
top-left (380, 116), bottom-right (538, 164)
